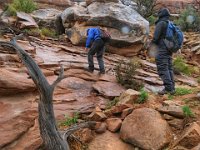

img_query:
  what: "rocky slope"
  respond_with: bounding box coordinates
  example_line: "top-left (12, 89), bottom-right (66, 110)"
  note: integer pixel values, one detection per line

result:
top-left (0, 1), bottom-right (200, 150)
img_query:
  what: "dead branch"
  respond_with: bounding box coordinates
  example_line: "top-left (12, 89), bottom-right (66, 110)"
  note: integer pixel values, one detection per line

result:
top-left (62, 121), bottom-right (96, 140)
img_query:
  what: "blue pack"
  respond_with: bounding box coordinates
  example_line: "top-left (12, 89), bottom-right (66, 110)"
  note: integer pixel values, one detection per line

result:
top-left (163, 21), bottom-right (184, 53)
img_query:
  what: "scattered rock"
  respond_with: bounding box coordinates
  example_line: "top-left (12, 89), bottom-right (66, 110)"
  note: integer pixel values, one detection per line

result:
top-left (106, 118), bottom-right (122, 132)
top-left (157, 101), bottom-right (184, 119)
top-left (87, 107), bottom-right (107, 121)
top-left (118, 89), bottom-right (140, 105)
top-left (111, 104), bottom-right (133, 114)
top-left (79, 128), bottom-right (94, 143)
top-left (121, 107), bottom-right (133, 119)
top-left (95, 122), bottom-right (107, 134)
top-left (120, 108), bottom-right (172, 150)
top-left (171, 122), bottom-right (200, 149)
top-left (168, 118), bottom-right (183, 130)
top-left (17, 12), bottom-right (38, 29)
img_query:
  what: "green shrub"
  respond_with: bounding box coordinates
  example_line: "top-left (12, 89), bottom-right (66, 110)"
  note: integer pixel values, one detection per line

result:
top-left (23, 28), bottom-right (41, 37)
top-left (175, 6), bottom-right (200, 32)
top-left (168, 94), bottom-right (174, 100)
top-left (175, 87), bottom-right (193, 96)
top-left (115, 59), bottom-right (144, 90)
top-left (41, 27), bottom-right (58, 38)
top-left (106, 97), bottom-right (119, 109)
top-left (148, 15), bottom-right (156, 25)
top-left (182, 105), bottom-right (194, 117)
top-left (6, 5), bottom-right (17, 16)
top-left (137, 88), bottom-right (148, 103)
top-left (59, 112), bottom-right (79, 127)
top-left (7, 0), bottom-right (37, 16)
top-left (173, 56), bottom-right (191, 75)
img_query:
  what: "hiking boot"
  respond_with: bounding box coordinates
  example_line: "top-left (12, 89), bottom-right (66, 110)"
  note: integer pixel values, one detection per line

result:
top-left (84, 68), bottom-right (94, 73)
top-left (98, 70), bottom-right (105, 75)
top-left (158, 89), bottom-right (175, 95)
top-left (158, 89), bottom-right (168, 95)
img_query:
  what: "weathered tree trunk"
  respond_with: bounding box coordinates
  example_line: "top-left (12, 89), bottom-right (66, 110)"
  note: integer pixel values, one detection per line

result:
top-left (0, 36), bottom-right (69, 150)
top-left (0, 34), bottom-right (96, 150)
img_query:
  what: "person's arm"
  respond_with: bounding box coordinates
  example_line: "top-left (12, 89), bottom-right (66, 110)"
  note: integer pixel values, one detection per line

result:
top-left (86, 29), bottom-right (94, 48)
top-left (152, 21), bottom-right (166, 44)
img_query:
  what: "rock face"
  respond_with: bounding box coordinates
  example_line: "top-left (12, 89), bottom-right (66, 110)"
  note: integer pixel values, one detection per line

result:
top-left (32, 8), bottom-right (62, 27)
top-left (120, 108), bottom-right (172, 150)
top-left (0, 68), bottom-right (35, 95)
top-left (93, 81), bottom-right (125, 98)
top-left (60, 2), bottom-right (149, 56)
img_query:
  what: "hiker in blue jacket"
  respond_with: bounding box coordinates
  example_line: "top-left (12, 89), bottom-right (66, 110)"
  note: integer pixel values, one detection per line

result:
top-left (85, 27), bottom-right (105, 74)
top-left (152, 8), bottom-right (175, 95)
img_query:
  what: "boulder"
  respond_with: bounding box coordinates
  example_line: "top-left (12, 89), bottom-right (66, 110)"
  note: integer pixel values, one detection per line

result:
top-left (93, 81), bottom-right (125, 98)
top-left (95, 122), bottom-right (107, 133)
top-left (106, 118), bottom-right (122, 132)
top-left (118, 89), bottom-right (140, 105)
top-left (120, 108), bottom-right (172, 150)
top-left (157, 101), bottom-right (184, 119)
top-left (121, 107), bottom-right (133, 119)
top-left (60, 2), bottom-right (149, 56)
top-left (32, 9), bottom-right (62, 27)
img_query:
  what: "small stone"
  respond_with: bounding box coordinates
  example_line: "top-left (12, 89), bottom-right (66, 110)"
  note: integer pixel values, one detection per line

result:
top-left (106, 118), bottom-right (122, 132)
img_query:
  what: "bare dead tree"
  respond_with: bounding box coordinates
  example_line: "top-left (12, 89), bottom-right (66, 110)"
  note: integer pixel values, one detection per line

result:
top-left (0, 35), bottom-right (95, 150)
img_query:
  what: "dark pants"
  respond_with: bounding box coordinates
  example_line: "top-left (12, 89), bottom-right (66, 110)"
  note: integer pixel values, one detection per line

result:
top-left (156, 54), bottom-right (175, 91)
top-left (88, 39), bottom-right (105, 72)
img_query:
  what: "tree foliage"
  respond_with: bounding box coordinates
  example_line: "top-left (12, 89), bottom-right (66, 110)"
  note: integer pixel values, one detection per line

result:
top-left (133, 0), bottom-right (158, 18)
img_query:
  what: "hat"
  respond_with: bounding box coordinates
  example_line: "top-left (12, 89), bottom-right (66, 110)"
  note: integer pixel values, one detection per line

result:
top-left (158, 8), bottom-right (171, 18)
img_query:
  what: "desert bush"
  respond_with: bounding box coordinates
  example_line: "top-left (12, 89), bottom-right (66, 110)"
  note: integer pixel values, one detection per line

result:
top-left (23, 28), bottom-right (41, 37)
top-left (175, 87), bottom-right (193, 96)
top-left (59, 112), bottom-right (79, 127)
top-left (175, 6), bottom-right (200, 32)
top-left (137, 88), bottom-right (148, 103)
top-left (106, 97), bottom-right (119, 109)
top-left (41, 27), bottom-right (58, 38)
top-left (115, 59), bottom-right (144, 91)
top-left (6, 0), bottom-right (37, 16)
top-left (173, 56), bottom-right (191, 75)
top-left (182, 105), bottom-right (194, 117)
top-left (147, 15), bottom-right (157, 25)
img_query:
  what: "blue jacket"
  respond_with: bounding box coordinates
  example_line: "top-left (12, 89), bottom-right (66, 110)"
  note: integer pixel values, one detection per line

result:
top-left (86, 28), bottom-right (101, 48)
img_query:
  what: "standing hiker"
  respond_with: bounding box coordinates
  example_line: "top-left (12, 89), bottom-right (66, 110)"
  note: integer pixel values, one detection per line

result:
top-left (152, 8), bottom-right (176, 95)
top-left (85, 27), bottom-right (105, 74)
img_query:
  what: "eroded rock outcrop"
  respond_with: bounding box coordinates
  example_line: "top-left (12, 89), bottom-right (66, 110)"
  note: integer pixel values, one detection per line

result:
top-left (60, 2), bottom-right (149, 56)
